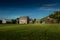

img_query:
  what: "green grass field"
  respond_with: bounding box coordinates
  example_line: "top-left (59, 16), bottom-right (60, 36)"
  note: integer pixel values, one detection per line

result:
top-left (0, 24), bottom-right (60, 40)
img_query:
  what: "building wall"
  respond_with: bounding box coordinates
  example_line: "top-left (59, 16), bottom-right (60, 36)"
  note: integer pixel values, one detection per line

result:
top-left (19, 16), bottom-right (29, 24)
top-left (45, 17), bottom-right (57, 24)
top-left (35, 19), bottom-right (40, 24)
top-left (2, 19), bottom-right (6, 24)
top-left (19, 20), bottom-right (27, 24)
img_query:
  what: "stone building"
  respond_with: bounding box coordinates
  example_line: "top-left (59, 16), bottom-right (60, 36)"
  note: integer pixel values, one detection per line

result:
top-left (29, 19), bottom-right (33, 24)
top-left (6, 19), bottom-right (12, 24)
top-left (2, 19), bottom-right (6, 24)
top-left (15, 18), bottom-right (19, 24)
top-left (19, 16), bottom-right (29, 24)
top-left (45, 17), bottom-right (57, 24)
top-left (35, 19), bottom-right (41, 24)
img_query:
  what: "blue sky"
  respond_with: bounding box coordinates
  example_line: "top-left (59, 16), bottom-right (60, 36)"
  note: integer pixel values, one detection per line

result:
top-left (0, 0), bottom-right (60, 19)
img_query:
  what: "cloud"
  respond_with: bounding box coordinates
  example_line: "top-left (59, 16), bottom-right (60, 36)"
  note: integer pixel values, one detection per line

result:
top-left (39, 6), bottom-right (60, 11)
top-left (38, 3), bottom-right (59, 11)
top-left (43, 3), bottom-right (57, 7)
top-left (39, 7), bottom-right (54, 11)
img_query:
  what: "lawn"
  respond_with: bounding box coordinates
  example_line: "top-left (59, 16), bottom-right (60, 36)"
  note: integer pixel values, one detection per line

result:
top-left (0, 24), bottom-right (60, 40)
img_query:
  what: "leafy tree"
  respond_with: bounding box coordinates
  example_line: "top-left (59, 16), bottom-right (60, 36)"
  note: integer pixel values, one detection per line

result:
top-left (41, 11), bottom-right (60, 23)
top-left (11, 19), bottom-right (16, 24)
top-left (0, 20), bottom-right (2, 24)
top-left (16, 18), bottom-right (19, 24)
top-left (49, 11), bottom-right (60, 23)
top-left (33, 19), bottom-right (36, 23)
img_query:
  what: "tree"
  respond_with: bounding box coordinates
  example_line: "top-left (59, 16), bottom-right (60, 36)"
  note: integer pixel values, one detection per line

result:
top-left (0, 20), bottom-right (2, 24)
top-left (33, 19), bottom-right (36, 23)
top-left (49, 11), bottom-right (60, 23)
top-left (41, 11), bottom-right (60, 23)
top-left (11, 19), bottom-right (16, 24)
top-left (16, 18), bottom-right (19, 24)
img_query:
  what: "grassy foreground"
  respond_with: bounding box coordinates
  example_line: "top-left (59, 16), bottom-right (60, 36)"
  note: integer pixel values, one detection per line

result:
top-left (0, 24), bottom-right (60, 40)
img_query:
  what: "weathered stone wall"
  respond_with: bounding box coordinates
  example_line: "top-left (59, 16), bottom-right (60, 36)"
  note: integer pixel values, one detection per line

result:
top-left (19, 16), bottom-right (29, 24)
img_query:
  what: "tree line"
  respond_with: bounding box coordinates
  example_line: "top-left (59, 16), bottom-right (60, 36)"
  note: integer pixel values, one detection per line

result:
top-left (41, 11), bottom-right (60, 23)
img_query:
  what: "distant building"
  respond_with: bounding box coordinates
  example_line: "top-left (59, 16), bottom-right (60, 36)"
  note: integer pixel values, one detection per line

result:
top-left (45, 17), bottom-right (57, 24)
top-left (19, 16), bottom-right (29, 24)
top-left (35, 19), bottom-right (41, 24)
top-left (6, 19), bottom-right (12, 24)
top-left (42, 21), bottom-right (45, 24)
top-left (15, 18), bottom-right (19, 24)
top-left (29, 19), bottom-right (33, 24)
top-left (2, 19), bottom-right (6, 24)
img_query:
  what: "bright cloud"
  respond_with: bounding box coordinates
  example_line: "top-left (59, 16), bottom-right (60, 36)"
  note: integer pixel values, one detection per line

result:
top-left (43, 3), bottom-right (57, 7)
top-left (38, 3), bottom-right (59, 11)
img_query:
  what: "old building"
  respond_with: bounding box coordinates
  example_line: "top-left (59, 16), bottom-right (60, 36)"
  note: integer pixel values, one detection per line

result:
top-left (19, 16), bottom-right (29, 24)
top-left (29, 19), bottom-right (33, 24)
top-left (16, 19), bottom-right (19, 24)
top-left (2, 19), bottom-right (6, 24)
top-left (45, 17), bottom-right (57, 24)
top-left (35, 19), bottom-right (41, 24)
top-left (6, 19), bottom-right (12, 24)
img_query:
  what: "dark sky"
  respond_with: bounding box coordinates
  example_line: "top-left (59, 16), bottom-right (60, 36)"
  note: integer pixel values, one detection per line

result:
top-left (0, 0), bottom-right (60, 19)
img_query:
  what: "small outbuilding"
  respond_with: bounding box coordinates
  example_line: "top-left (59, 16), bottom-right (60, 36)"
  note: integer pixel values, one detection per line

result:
top-left (2, 19), bottom-right (6, 24)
